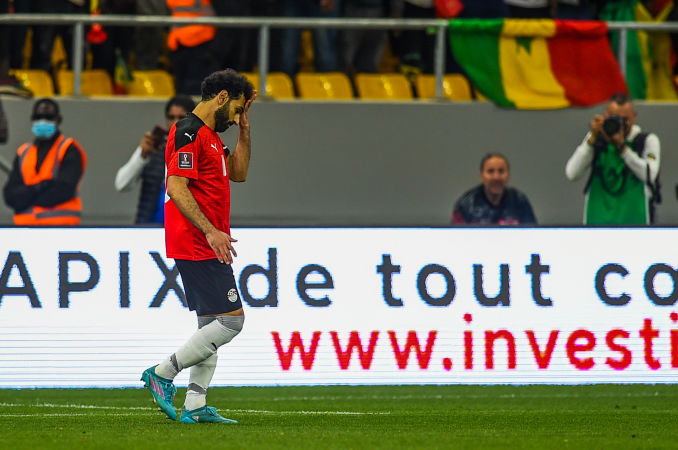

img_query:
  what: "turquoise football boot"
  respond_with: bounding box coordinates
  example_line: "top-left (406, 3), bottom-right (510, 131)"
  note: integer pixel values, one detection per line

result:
top-left (179, 405), bottom-right (238, 424)
top-left (140, 365), bottom-right (177, 420)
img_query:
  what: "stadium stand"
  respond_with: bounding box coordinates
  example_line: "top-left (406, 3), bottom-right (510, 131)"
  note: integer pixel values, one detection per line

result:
top-left (415, 74), bottom-right (472, 101)
top-left (9, 69), bottom-right (55, 97)
top-left (354, 73), bottom-right (412, 100)
top-left (242, 72), bottom-right (295, 99)
top-left (128, 70), bottom-right (176, 97)
top-left (56, 69), bottom-right (114, 96)
top-left (295, 72), bottom-right (354, 100)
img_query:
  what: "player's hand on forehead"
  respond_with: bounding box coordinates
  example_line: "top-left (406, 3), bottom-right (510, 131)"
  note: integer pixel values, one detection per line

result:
top-left (245, 91), bottom-right (257, 111)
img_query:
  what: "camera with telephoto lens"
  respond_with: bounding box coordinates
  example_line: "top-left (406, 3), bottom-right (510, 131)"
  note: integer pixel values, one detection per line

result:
top-left (602, 114), bottom-right (625, 136)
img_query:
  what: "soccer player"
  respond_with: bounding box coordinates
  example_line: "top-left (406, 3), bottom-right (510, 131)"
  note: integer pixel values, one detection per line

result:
top-left (141, 69), bottom-right (256, 424)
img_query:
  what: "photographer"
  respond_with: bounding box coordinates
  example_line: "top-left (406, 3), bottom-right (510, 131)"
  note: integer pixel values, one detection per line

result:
top-left (114, 95), bottom-right (195, 224)
top-left (565, 93), bottom-right (661, 225)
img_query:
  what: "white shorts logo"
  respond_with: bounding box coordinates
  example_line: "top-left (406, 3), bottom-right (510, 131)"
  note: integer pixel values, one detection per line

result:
top-left (227, 288), bottom-right (238, 303)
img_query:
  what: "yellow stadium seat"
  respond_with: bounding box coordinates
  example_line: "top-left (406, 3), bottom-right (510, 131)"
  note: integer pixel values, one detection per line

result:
top-left (354, 73), bottom-right (412, 100)
top-left (128, 70), bottom-right (175, 97)
top-left (415, 74), bottom-right (472, 101)
top-left (56, 69), bottom-right (113, 96)
top-left (10, 69), bottom-right (54, 97)
top-left (295, 72), bottom-right (354, 100)
top-left (241, 72), bottom-right (295, 99)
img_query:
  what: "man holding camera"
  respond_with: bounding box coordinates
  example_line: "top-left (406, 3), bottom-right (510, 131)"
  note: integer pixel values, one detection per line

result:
top-left (566, 93), bottom-right (661, 225)
top-left (115, 95), bottom-right (195, 224)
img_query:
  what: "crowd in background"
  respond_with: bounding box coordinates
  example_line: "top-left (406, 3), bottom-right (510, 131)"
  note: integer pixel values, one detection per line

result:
top-left (2, 0), bottom-right (678, 96)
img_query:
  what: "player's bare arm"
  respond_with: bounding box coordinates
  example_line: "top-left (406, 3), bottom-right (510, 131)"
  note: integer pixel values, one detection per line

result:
top-left (166, 174), bottom-right (237, 264)
top-left (228, 91), bottom-right (257, 182)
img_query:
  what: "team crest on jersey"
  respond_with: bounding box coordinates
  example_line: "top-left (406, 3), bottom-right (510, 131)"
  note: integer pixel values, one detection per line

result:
top-left (178, 152), bottom-right (193, 169)
top-left (227, 288), bottom-right (238, 303)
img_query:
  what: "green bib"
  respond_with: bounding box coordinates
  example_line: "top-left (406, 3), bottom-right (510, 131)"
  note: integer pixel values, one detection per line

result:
top-left (586, 143), bottom-right (647, 225)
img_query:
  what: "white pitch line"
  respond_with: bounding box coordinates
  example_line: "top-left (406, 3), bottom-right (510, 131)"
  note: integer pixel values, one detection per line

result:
top-left (223, 409), bottom-right (390, 415)
top-left (0, 402), bottom-right (154, 410)
top-left (2, 413), bottom-right (155, 418)
top-left (235, 391), bottom-right (677, 402)
top-left (0, 402), bottom-right (389, 416)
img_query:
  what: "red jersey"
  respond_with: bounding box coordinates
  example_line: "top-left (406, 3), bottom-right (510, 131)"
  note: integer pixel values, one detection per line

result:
top-left (165, 112), bottom-right (231, 260)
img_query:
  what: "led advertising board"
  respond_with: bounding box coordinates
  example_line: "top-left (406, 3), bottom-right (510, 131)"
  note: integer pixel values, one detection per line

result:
top-left (0, 228), bottom-right (676, 387)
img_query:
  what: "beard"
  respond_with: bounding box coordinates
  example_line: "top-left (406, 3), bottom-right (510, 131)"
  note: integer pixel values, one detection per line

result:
top-left (214, 100), bottom-right (232, 132)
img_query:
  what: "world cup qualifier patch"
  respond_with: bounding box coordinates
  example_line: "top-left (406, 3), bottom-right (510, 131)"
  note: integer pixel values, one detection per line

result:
top-left (178, 152), bottom-right (193, 169)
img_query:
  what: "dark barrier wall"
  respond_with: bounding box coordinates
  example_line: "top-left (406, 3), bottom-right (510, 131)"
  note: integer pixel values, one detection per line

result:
top-left (0, 97), bottom-right (676, 225)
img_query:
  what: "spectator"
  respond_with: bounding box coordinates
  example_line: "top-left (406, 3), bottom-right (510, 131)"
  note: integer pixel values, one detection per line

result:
top-left (0, 0), bottom-right (32, 97)
top-left (276, 0), bottom-right (340, 78)
top-left (90, 0), bottom-right (136, 79)
top-left (458, 0), bottom-right (509, 18)
top-left (392, 0), bottom-right (436, 78)
top-left (30, 0), bottom-right (88, 73)
top-left (114, 95), bottom-right (195, 224)
top-left (339, 0), bottom-right (391, 75)
top-left (503, 0), bottom-right (554, 18)
top-left (452, 153), bottom-right (537, 225)
top-left (553, 0), bottom-right (596, 19)
top-left (566, 93), bottom-right (661, 224)
top-left (212, 0), bottom-right (258, 73)
top-left (134, 0), bottom-right (170, 70)
top-left (166, 0), bottom-right (220, 95)
top-left (3, 98), bottom-right (87, 225)
top-left (9, 0), bottom-right (30, 70)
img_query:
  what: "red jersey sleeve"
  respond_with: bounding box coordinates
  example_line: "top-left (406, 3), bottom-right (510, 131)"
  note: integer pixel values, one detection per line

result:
top-left (167, 122), bottom-right (201, 180)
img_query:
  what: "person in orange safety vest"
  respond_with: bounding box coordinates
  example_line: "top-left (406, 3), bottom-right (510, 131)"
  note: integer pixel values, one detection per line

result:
top-left (167, 0), bottom-right (220, 95)
top-left (3, 98), bottom-right (87, 225)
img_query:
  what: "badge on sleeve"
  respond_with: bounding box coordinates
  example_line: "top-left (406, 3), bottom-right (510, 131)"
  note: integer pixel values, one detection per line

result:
top-left (178, 152), bottom-right (193, 169)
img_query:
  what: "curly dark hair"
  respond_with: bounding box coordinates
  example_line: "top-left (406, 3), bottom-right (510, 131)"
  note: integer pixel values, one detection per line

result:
top-left (200, 69), bottom-right (254, 102)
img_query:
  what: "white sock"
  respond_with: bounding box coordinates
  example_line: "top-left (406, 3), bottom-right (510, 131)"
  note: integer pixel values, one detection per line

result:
top-left (155, 315), bottom-right (244, 381)
top-left (184, 353), bottom-right (217, 410)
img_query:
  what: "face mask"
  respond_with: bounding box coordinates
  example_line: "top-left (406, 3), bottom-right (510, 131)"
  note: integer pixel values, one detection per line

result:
top-left (214, 100), bottom-right (232, 133)
top-left (31, 120), bottom-right (57, 139)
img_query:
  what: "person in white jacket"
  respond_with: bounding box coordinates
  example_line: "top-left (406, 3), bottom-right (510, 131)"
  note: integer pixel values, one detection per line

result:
top-left (566, 93), bottom-right (661, 225)
top-left (114, 95), bottom-right (195, 224)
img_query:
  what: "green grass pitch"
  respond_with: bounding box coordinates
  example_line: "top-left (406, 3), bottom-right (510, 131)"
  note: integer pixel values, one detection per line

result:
top-left (0, 384), bottom-right (677, 449)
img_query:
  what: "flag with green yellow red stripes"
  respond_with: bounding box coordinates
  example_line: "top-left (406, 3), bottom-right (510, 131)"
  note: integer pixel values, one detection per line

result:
top-left (448, 19), bottom-right (629, 109)
top-left (600, 0), bottom-right (678, 100)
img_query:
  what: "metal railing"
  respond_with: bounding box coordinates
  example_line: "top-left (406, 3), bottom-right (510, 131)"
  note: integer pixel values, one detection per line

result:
top-left (2, 14), bottom-right (678, 98)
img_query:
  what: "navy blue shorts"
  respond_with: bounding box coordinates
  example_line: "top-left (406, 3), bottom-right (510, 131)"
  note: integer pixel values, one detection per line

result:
top-left (175, 259), bottom-right (243, 316)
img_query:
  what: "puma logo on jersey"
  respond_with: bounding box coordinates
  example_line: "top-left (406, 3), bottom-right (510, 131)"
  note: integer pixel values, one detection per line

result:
top-left (184, 132), bottom-right (195, 141)
top-left (210, 143), bottom-right (218, 152)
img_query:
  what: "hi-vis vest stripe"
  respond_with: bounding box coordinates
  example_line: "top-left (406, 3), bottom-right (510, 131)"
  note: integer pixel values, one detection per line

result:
top-left (167, 0), bottom-right (216, 51)
top-left (14, 135), bottom-right (86, 226)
